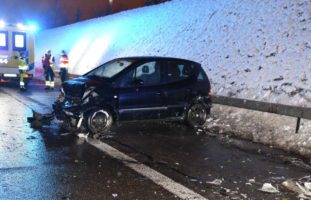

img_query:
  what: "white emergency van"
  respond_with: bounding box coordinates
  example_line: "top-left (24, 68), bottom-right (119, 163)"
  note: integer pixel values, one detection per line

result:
top-left (0, 21), bottom-right (35, 83)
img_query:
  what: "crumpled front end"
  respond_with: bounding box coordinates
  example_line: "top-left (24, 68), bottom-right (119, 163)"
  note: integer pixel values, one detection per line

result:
top-left (53, 85), bottom-right (100, 130)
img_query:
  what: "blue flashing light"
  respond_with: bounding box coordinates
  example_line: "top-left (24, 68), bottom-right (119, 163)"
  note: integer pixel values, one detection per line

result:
top-left (29, 25), bottom-right (37, 31)
top-left (27, 22), bottom-right (40, 32)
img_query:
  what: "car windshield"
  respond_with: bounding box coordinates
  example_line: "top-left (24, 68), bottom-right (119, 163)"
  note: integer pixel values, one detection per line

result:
top-left (85, 59), bottom-right (134, 78)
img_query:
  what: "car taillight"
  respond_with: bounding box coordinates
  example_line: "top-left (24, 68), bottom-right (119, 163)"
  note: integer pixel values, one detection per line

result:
top-left (208, 88), bottom-right (212, 98)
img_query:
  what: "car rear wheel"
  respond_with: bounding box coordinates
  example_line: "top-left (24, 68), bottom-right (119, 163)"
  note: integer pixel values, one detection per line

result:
top-left (87, 109), bottom-right (113, 137)
top-left (185, 103), bottom-right (208, 128)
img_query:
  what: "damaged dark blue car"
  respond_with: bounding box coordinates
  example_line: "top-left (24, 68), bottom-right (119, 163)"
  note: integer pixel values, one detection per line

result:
top-left (53, 57), bottom-right (212, 136)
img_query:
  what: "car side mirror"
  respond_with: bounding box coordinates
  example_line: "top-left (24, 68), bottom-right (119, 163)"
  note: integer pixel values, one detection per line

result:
top-left (131, 79), bottom-right (144, 86)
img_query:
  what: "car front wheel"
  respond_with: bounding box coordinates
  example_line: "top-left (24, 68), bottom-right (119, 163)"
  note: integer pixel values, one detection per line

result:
top-left (87, 109), bottom-right (113, 137)
top-left (185, 103), bottom-right (208, 128)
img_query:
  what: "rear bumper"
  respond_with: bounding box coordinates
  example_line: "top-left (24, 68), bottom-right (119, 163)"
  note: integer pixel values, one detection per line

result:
top-left (0, 73), bottom-right (33, 81)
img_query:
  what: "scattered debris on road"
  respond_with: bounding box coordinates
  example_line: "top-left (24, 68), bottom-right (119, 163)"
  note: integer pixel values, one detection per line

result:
top-left (60, 132), bottom-right (72, 136)
top-left (27, 110), bottom-right (54, 128)
top-left (249, 178), bottom-right (256, 183)
top-left (258, 183), bottom-right (279, 193)
top-left (206, 179), bottom-right (223, 186)
top-left (282, 178), bottom-right (311, 199)
top-left (240, 193), bottom-right (247, 199)
top-left (77, 133), bottom-right (89, 139)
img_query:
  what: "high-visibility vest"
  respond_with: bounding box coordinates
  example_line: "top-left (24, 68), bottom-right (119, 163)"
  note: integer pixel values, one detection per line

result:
top-left (50, 56), bottom-right (55, 70)
top-left (42, 54), bottom-right (55, 70)
top-left (42, 54), bottom-right (51, 66)
top-left (60, 55), bottom-right (69, 69)
top-left (18, 57), bottom-right (29, 71)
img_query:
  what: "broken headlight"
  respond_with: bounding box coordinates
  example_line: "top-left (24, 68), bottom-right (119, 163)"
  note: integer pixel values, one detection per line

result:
top-left (82, 87), bottom-right (98, 104)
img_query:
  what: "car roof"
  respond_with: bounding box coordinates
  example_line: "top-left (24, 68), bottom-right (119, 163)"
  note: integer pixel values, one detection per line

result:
top-left (113, 56), bottom-right (201, 65)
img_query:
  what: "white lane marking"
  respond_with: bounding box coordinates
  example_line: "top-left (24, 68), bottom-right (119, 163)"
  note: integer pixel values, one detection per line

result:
top-left (87, 138), bottom-right (208, 200)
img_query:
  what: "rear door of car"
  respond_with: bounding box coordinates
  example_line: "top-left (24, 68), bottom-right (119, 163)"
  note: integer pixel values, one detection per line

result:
top-left (162, 60), bottom-right (197, 118)
top-left (117, 60), bottom-right (166, 121)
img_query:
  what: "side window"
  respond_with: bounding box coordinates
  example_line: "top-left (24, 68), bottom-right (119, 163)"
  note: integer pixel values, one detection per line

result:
top-left (165, 61), bottom-right (194, 83)
top-left (120, 61), bottom-right (161, 87)
top-left (13, 32), bottom-right (26, 51)
top-left (0, 31), bottom-right (8, 50)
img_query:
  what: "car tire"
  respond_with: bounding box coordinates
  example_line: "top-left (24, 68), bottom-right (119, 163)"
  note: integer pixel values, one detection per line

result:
top-left (185, 103), bottom-right (208, 128)
top-left (87, 109), bottom-right (113, 137)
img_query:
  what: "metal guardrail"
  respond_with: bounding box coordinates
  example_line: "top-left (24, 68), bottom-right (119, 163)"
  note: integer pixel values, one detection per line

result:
top-left (212, 95), bottom-right (311, 133)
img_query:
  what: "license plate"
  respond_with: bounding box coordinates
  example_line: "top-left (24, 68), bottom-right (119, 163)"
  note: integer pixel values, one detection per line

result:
top-left (3, 74), bottom-right (17, 77)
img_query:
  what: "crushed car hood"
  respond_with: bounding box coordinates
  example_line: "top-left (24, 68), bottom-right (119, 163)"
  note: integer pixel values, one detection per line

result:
top-left (62, 76), bottom-right (109, 99)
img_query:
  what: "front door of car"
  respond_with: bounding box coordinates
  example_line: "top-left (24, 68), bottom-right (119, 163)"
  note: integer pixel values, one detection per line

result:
top-left (162, 61), bottom-right (196, 117)
top-left (117, 61), bottom-right (166, 121)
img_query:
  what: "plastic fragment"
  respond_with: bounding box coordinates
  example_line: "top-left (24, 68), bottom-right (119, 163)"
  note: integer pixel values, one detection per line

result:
top-left (207, 179), bottom-right (222, 185)
top-left (258, 183), bottom-right (279, 193)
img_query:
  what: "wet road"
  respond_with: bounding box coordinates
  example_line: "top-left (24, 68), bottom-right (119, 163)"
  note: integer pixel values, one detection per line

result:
top-left (0, 82), bottom-right (310, 200)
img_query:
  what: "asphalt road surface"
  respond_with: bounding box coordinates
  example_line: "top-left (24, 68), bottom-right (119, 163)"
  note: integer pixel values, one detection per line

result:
top-left (0, 82), bottom-right (310, 200)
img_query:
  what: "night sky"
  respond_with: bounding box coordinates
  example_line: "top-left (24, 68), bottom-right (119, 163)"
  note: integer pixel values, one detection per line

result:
top-left (0, 0), bottom-right (151, 29)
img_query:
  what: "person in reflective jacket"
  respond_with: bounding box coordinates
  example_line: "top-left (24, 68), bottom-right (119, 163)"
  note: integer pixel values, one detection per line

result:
top-left (18, 51), bottom-right (29, 91)
top-left (42, 49), bottom-right (55, 90)
top-left (59, 50), bottom-right (69, 85)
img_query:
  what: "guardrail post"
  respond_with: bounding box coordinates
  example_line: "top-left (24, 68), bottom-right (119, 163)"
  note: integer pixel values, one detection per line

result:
top-left (296, 117), bottom-right (301, 133)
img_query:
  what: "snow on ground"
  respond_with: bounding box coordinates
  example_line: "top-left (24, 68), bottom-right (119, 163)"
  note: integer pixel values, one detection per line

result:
top-left (205, 105), bottom-right (311, 157)
top-left (36, 0), bottom-right (311, 156)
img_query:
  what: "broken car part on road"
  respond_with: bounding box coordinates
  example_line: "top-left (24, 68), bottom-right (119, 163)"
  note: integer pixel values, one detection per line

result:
top-left (27, 110), bottom-right (55, 128)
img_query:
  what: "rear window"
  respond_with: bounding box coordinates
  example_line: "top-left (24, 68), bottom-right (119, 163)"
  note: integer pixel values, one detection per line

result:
top-left (164, 61), bottom-right (195, 83)
top-left (0, 31), bottom-right (8, 50)
top-left (13, 32), bottom-right (26, 51)
top-left (197, 66), bottom-right (208, 81)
